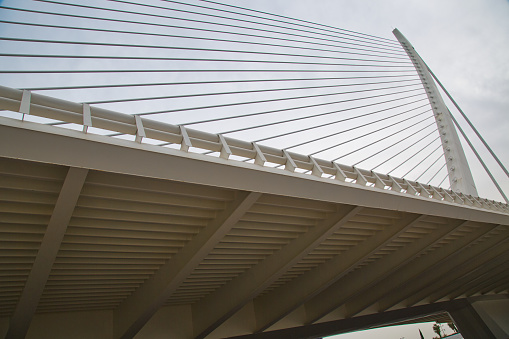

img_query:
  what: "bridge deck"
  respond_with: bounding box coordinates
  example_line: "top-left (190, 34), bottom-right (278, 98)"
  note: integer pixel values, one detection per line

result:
top-left (0, 117), bottom-right (508, 338)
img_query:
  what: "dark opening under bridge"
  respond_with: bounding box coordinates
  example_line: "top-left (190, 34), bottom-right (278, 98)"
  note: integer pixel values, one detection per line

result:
top-left (0, 1), bottom-right (508, 338)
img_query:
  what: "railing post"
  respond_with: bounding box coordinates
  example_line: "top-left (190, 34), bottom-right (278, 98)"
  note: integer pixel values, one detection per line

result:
top-left (393, 29), bottom-right (478, 197)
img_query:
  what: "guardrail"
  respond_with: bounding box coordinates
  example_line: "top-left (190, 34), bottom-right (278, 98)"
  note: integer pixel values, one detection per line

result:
top-left (1, 84), bottom-right (507, 213)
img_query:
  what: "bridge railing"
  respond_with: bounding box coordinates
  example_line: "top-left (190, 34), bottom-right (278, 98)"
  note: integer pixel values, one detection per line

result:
top-left (2, 84), bottom-right (507, 214)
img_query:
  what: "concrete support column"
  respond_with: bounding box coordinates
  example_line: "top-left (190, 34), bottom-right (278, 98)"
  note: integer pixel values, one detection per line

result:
top-left (471, 298), bottom-right (509, 338)
top-left (448, 297), bottom-right (509, 339)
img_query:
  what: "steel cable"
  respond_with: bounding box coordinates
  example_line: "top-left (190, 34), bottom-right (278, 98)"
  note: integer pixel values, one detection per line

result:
top-left (426, 162), bottom-right (447, 185)
top-left (224, 101), bottom-right (430, 138)
top-left (331, 119), bottom-right (435, 162)
top-left (414, 153), bottom-right (444, 182)
top-left (33, 0), bottom-right (406, 55)
top-left (116, 0), bottom-right (403, 50)
top-left (183, 94), bottom-right (427, 128)
top-left (387, 136), bottom-right (441, 175)
top-left (369, 129), bottom-right (438, 171)
top-left (197, 0), bottom-right (400, 46)
top-left (284, 110), bottom-right (431, 154)
top-left (402, 145), bottom-right (442, 178)
top-left (22, 75), bottom-right (419, 92)
top-left (0, 13), bottom-right (409, 60)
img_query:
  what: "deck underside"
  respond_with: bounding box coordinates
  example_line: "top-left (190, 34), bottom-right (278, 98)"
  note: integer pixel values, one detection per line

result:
top-left (0, 119), bottom-right (508, 338)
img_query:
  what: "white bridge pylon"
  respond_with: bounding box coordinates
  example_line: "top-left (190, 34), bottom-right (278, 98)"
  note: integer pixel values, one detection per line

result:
top-left (393, 29), bottom-right (478, 197)
top-left (0, 84), bottom-right (503, 212)
top-left (0, 1), bottom-right (508, 337)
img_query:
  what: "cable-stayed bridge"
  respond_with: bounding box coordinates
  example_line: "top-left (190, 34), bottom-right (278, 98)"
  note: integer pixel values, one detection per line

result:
top-left (0, 1), bottom-right (508, 338)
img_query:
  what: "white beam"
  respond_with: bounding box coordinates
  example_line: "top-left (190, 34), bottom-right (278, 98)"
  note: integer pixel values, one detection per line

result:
top-left (19, 89), bottom-right (31, 115)
top-left (333, 162), bottom-right (347, 182)
top-left (82, 103), bottom-right (92, 133)
top-left (310, 156), bottom-right (324, 177)
top-left (2, 120), bottom-right (507, 226)
top-left (219, 134), bottom-right (232, 160)
top-left (252, 213), bottom-right (424, 332)
top-left (252, 142), bottom-right (266, 166)
top-left (389, 175), bottom-right (403, 192)
top-left (353, 167), bottom-right (367, 186)
top-left (113, 191), bottom-right (261, 339)
top-left (191, 205), bottom-right (362, 338)
top-left (372, 171), bottom-right (386, 189)
top-left (134, 115), bottom-right (145, 143)
top-left (6, 167), bottom-right (88, 339)
top-left (283, 150), bottom-right (296, 172)
top-left (417, 182), bottom-right (431, 198)
top-left (179, 125), bottom-right (192, 152)
top-left (404, 179), bottom-right (418, 196)
top-left (304, 218), bottom-right (463, 323)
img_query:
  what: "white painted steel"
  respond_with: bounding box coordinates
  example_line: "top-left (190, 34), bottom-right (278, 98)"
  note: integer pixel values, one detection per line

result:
top-left (5, 167), bottom-right (88, 339)
top-left (393, 29), bottom-right (478, 197)
top-left (1, 85), bottom-right (502, 213)
top-left (0, 119), bottom-right (508, 338)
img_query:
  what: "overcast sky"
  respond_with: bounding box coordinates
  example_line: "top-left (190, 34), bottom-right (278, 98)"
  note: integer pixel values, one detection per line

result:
top-left (222, 1), bottom-right (508, 336)
top-left (327, 321), bottom-right (457, 339)
top-left (213, 0), bottom-right (509, 202)
top-left (0, 1), bottom-right (506, 337)
top-left (1, 0), bottom-right (507, 202)
top-left (190, 1), bottom-right (506, 338)
top-left (227, 1), bottom-right (508, 337)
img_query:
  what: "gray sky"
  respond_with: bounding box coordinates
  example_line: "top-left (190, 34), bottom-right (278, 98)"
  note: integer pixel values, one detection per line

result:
top-left (212, 1), bottom-right (509, 335)
top-left (0, 0), bottom-right (507, 202)
top-left (220, 2), bottom-right (507, 337)
top-left (214, 0), bottom-right (509, 201)
top-left (0, 2), bottom-right (506, 338)
top-left (327, 321), bottom-right (456, 339)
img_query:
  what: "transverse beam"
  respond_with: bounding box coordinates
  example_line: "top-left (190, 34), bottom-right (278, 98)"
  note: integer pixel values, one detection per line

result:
top-left (6, 166), bottom-right (88, 339)
top-left (343, 222), bottom-right (495, 317)
top-left (113, 191), bottom-right (261, 339)
top-left (375, 224), bottom-right (502, 312)
top-left (304, 218), bottom-right (464, 323)
top-left (192, 205), bottom-right (362, 338)
top-left (401, 229), bottom-right (509, 308)
top-left (252, 213), bottom-right (424, 332)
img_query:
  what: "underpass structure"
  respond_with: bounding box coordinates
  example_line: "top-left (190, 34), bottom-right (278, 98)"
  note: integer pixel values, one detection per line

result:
top-left (0, 1), bottom-right (508, 338)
